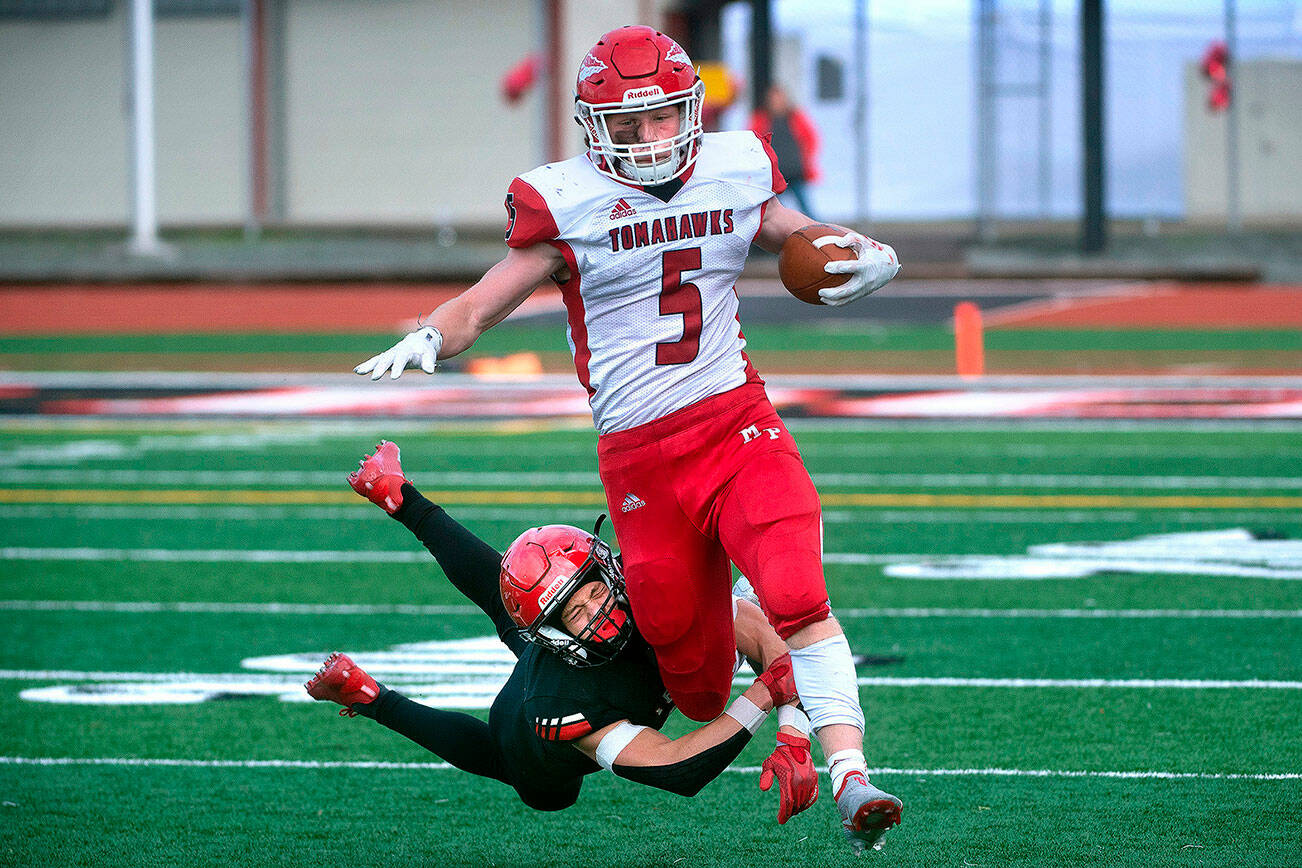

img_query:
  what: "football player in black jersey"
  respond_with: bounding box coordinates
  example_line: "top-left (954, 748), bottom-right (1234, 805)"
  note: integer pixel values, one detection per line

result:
top-left (306, 441), bottom-right (819, 823)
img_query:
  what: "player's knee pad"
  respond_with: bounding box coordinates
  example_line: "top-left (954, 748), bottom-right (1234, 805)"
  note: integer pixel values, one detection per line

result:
top-left (763, 575), bottom-right (832, 640)
top-left (666, 682), bottom-right (730, 723)
top-left (657, 641), bottom-right (734, 722)
top-left (745, 542), bottom-right (830, 639)
top-left (654, 635), bottom-right (734, 722)
top-left (624, 557), bottom-right (698, 647)
top-left (720, 454), bottom-right (829, 638)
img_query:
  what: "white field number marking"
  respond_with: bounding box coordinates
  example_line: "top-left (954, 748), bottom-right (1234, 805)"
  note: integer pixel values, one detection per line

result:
top-left (0, 756), bottom-right (1296, 781)
top-left (5, 527), bottom-right (1302, 580)
top-left (11, 630), bottom-right (1302, 707)
top-left (882, 528), bottom-right (1302, 580)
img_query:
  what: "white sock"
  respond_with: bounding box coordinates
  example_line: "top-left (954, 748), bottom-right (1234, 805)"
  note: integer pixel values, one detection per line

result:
top-left (827, 748), bottom-right (869, 797)
top-left (787, 633), bottom-right (866, 731)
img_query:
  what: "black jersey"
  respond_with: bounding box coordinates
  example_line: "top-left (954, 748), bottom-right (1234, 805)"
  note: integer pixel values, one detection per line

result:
top-left (490, 633), bottom-right (673, 789)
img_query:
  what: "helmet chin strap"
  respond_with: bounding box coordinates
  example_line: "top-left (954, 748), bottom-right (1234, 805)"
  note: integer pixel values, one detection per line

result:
top-left (616, 151), bottom-right (682, 185)
top-left (538, 625), bottom-right (589, 660)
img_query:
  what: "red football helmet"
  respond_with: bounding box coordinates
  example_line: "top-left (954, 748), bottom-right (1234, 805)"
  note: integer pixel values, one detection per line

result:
top-left (574, 25), bottom-right (705, 185)
top-left (499, 524), bottom-right (633, 667)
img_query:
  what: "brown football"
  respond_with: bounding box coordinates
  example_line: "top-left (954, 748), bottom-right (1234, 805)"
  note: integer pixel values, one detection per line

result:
top-left (777, 224), bottom-right (856, 305)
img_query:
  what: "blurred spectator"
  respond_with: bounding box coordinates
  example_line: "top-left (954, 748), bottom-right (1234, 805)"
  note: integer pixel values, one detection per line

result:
top-left (749, 84), bottom-right (820, 217)
top-left (501, 54), bottom-right (544, 104)
top-left (697, 62), bottom-right (740, 131)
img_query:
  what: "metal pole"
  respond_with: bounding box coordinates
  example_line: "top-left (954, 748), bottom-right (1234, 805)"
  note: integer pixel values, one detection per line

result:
top-left (749, 0), bottom-right (771, 112)
top-left (975, 0), bottom-right (996, 241)
top-left (266, 0), bottom-right (287, 223)
top-left (1081, 0), bottom-right (1105, 253)
top-left (1038, 0), bottom-right (1052, 216)
top-left (243, 0), bottom-right (267, 241)
top-left (127, 0), bottom-right (162, 256)
top-left (1225, 0), bottom-right (1241, 232)
top-left (547, 0), bottom-right (564, 163)
top-left (853, 0), bottom-right (869, 220)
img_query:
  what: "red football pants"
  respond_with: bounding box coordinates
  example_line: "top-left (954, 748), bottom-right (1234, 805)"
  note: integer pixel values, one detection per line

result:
top-left (598, 382), bottom-right (830, 721)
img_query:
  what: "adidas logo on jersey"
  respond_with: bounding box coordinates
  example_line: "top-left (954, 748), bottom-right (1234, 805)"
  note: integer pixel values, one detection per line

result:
top-left (609, 198), bottom-right (637, 220)
top-left (620, 492), bottom-right (646, 513)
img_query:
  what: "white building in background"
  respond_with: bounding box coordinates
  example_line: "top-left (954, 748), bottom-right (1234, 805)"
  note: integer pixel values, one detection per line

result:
top-left (0, 0), bottom-right (657, 228)
top-left (1, 0), bottom-right (1300, 228)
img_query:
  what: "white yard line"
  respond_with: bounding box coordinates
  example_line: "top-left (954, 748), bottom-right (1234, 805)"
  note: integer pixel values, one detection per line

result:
top-left (0, 548), bottom-right (930, 564)
top-left (852, 677), bottom-right (1302, 689)
top-left (3, 600), bottom-right (1300, 619)
top-left (0, 469), bottom-right (595, 487)
top-left (0, 504), bottom-right (594, 522)
top-left (835, 607), bottom-right (1302, 619)
top-left (2, 504), bottom-right (1297, 526)
top-left (0, 756), bottom-right (1296, 780)
top-left (0, 601), bottom-right (478, 615)
top-left (8, 543), bottom-right (1301, 567)
top-left (3, 468), bottom-right (1298, 490)
top-left (0, 547), bottom-right (434, 563)
top-left (3, 670), bottom-right (1299, 690)
top-left (7, 545), bottom-right (1302, 580)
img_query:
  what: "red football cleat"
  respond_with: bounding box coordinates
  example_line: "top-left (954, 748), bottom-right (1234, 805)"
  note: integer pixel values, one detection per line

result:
top-left (348, 440), bottom-right (407, 514)
top-left (304, 652), bottom-right (380, 717)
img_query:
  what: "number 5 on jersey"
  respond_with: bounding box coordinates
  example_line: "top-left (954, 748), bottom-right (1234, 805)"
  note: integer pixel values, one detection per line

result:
top-left (656, 247), bottom-right (703, 366)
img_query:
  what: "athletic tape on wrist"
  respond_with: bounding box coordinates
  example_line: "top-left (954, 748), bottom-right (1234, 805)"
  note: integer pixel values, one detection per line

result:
top-left (723, 695), bottom-right (767, 735)
top-left (776, 704), bottom-right (811, 736)
top-left (595, 721), bottom-right (647, 771)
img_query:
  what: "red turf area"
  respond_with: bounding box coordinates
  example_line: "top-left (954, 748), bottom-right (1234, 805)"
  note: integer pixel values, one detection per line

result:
top-left (0, 281), bottom-right (1298, 332)
top-left (987, 284), bottom-right (1302, 329)
top-left (0, 284), bottom-right (487, 333)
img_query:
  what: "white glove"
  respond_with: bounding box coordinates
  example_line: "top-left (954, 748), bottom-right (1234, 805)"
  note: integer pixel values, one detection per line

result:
top-left (354, 326), bottom-right (443, 380)
top-left (815, 232), bottom-right (900, 306)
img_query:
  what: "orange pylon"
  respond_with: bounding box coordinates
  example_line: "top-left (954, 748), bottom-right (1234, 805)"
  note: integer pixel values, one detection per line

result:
top-left (954, 301), bottom-right (985, 378)
top-left (466, 352), bottom-right (544, 380)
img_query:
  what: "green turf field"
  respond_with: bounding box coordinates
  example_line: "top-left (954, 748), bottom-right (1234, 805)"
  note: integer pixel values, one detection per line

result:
top-left (1, 324), bottom-right (1298, 373)
top-left (1, 421), bottom-right (1300, 867)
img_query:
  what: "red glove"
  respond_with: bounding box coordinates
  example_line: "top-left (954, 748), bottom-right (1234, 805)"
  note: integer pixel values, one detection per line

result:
top-left (756, 652), bottom-right (799, 707)
top-left (759, 731), bottom-right (819, 823)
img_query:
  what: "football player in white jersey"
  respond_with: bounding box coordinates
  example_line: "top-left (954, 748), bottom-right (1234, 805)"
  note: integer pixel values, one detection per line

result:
top-left (354, 25), bottom-right (902, 853)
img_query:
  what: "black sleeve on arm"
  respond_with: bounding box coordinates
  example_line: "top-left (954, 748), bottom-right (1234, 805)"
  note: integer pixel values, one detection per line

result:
top-left (611, 726), bottom-right (753, 797)
top-left (392, 483), bottom-right (526, 655)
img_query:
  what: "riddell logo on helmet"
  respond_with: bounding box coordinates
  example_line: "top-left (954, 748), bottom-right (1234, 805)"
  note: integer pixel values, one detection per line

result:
top-left (535, 574), bottom-right (571, 611)
top-left (621, 86), bottom-right (666, 104)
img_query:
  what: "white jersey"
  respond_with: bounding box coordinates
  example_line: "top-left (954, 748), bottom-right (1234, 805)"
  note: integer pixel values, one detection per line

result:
top-left (505, 130), bottom-right (785, 434)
